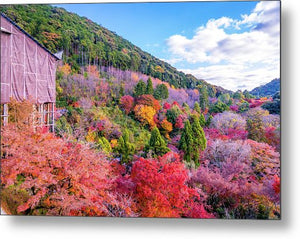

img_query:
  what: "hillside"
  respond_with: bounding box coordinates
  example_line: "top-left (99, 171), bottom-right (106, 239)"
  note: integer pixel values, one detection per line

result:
top-left (1, 3), bottom-right (280, 219)
top-left (1, 4), bottom-right (229, 95)
top-left (250, 78), bottom-right (280, 97)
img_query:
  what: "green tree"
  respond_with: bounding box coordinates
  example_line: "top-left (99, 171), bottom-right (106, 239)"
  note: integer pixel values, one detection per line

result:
top-left (145, 127), bottom-right (170, 157)
top-left (262, 92), bottom-right (280, 114)
top-left (117, 129), bottom-right (135, 164)
top-left (199, 113), bottom-right (206, 127)
top-left (166, 105), bottom-right (182, 125)
top-left (208, 86), bottom-right (217, 98)
top-left (134, 80), bottom-right (146, 97)
top-left (238, 101), bottom-right (250, 113)
top-left (154, 84), bottom-right (169, 100)
top-left (194, 102), bottom-right (201, 114)
top-left (199, 86), bottom-right (209, 111)
top-left (182, 102), bottom-right (190, 113)
top-left (191, 115), bottom-right (207, 167)
top-left (97, 137), bottom-right (112, 154)
top-left (218, 93), bottom-right (231, 104)
top-left (243, 90), bottom-right (253, 99)
top-left (205, 114), bottom-right (213, 127)
top-left (179, 120), bottom-right (194, 163)
top-left (146, 77), bottom-right (154, 95)
top-left (233, 90), bottom-right (244, 100)
top-left (210, 100), bottom-right (229, 114)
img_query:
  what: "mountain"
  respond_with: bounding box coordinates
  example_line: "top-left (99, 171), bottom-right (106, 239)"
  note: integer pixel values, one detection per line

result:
top-left (1, 4), bottom-right (230, 96)
top-left (250, 78), bottom-right (280, 97)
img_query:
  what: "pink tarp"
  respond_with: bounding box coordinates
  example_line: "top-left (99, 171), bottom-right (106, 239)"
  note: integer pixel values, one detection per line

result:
top-left (1, 15), bottom-right (58, 104)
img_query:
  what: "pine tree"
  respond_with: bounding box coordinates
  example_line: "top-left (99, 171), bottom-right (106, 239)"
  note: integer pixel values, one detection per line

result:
top-left (179, 120), bottom-right (194, 163)
top-left (146, 77), bottom-right (154, 95)
top-left (205, 114), bottom-right (213, 127)
top-left (117, 129), bottom-right (135, 164)
top-left (191, 115), bottom-right (207, 167)
top-left (199, 113), bottom-right (206, 127)
top-left (146, 127), bottom-right (170, 157)
top-left (182, 102), bottom-right (190, 113)
top-left (134, 80), bottom-right (146, 97)
top-left (154, 84), bottom-right (169, 100)
top-left (199, 85), bottom-right (209, 111)
top-left (194, 102), bottom-right (201, 114)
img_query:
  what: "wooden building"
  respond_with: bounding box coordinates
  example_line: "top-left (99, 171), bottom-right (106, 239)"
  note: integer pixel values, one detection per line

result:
top-left (1, 13), bottom-right (60, 131)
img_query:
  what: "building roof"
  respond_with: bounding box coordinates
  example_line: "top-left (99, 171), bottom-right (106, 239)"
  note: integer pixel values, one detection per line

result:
top-left (0, 26), bottom-right (11, 34)
top-left (1, 12), bottom-right (60, 61)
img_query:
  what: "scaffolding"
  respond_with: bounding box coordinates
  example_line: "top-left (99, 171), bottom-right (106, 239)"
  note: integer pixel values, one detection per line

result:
top-left (34, 102), bottom-right (55, 132)
top-left (1, 102), bottom-right (55, 132)
top-left (0, 104), bottom-right (9, 126)
top-left (1, 13), bottom-right (59, 132)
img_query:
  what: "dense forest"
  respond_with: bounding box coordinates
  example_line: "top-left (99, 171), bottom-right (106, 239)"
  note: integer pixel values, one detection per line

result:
top-left (1, 4), bottom-right (229, 95)
top-left (1, 5), bottom-right (280, 219)
top-left (250, 78), bottom-right (280, 97)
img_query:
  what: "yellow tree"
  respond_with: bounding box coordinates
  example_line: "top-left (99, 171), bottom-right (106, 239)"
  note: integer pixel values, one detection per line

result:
top-left (134, 105), bottom-right (156, 128)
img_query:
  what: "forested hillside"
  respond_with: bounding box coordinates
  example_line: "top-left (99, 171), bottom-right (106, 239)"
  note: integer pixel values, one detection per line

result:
top-left (250, 79), bottom-right (280, 97)
top-left (1, 63), bottom-right (281, 218)
top-left (1, 4), bottom-right (228, 94)
top-left (1, 4), bottom-right (280, 219)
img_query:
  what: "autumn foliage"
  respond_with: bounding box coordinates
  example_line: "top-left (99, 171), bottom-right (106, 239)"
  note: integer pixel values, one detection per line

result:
top-left (131, 152), bottom-right (214, 218)
top-left (136, 94), bottom-right (161, 111)
top-left (133, 104), bottom-right (156, 128)
top-left (1, 125), bottom-right (136, 217)
top-left (1, 65), bottom-right (280, 219)
top-left (119, 95), bottom-right (134, 114)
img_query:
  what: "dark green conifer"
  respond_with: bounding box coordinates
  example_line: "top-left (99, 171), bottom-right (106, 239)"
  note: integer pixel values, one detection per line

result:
top-left (199, 85), bottom-right (209, 111)
top-left (134, 80), bottom-right (146, 97)
top-left (146, 127), bottom-right (170, 157)
top-left (179, 120), bottom-right (194, 163)
top-left (146, 77), bottom-right (154, 95)
top-left (199, 113), bottom-right (206, 127)
top-left (117, 129), bottom-right (135, 164)
top-left (191, 115), bottom-right (207, 167)
top-left (154, 84), bottom-right (169, 100)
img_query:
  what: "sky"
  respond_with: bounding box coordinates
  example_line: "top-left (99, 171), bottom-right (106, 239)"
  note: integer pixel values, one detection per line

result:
top-left (55, 1), bottom-right (280, 91)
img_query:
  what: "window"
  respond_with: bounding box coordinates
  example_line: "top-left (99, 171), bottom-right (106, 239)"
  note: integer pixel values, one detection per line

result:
top-left (33, 102), bottom-right (55, 132)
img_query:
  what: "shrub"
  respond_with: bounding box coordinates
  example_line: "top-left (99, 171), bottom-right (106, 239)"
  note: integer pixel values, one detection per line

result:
top-left (210, 111), bottom-right (246, 135)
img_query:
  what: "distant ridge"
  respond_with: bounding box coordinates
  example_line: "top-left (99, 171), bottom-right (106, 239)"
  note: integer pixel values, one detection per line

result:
top-left (250, 78), bottom-right (280, 97)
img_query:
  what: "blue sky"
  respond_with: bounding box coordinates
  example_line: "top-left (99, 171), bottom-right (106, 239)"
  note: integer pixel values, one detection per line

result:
top-left (55, 1), bottom-right (280, 91)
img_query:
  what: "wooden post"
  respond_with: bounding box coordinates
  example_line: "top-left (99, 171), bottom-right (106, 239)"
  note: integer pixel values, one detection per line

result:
top-left (51, 102), bottom-right (54, 132)
top-left (3, 104), bottom-right (8, 126)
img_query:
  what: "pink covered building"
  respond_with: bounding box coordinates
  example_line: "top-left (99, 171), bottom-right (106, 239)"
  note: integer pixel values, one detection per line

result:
top-left (1, 13), bottom-right (60, 130)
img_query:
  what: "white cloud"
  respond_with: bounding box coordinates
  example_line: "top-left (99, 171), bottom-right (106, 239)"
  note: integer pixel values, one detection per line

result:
top-left (181, 62), bottom-right (279, 91)
top-left (165, 1), bottom-right (280, 91)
